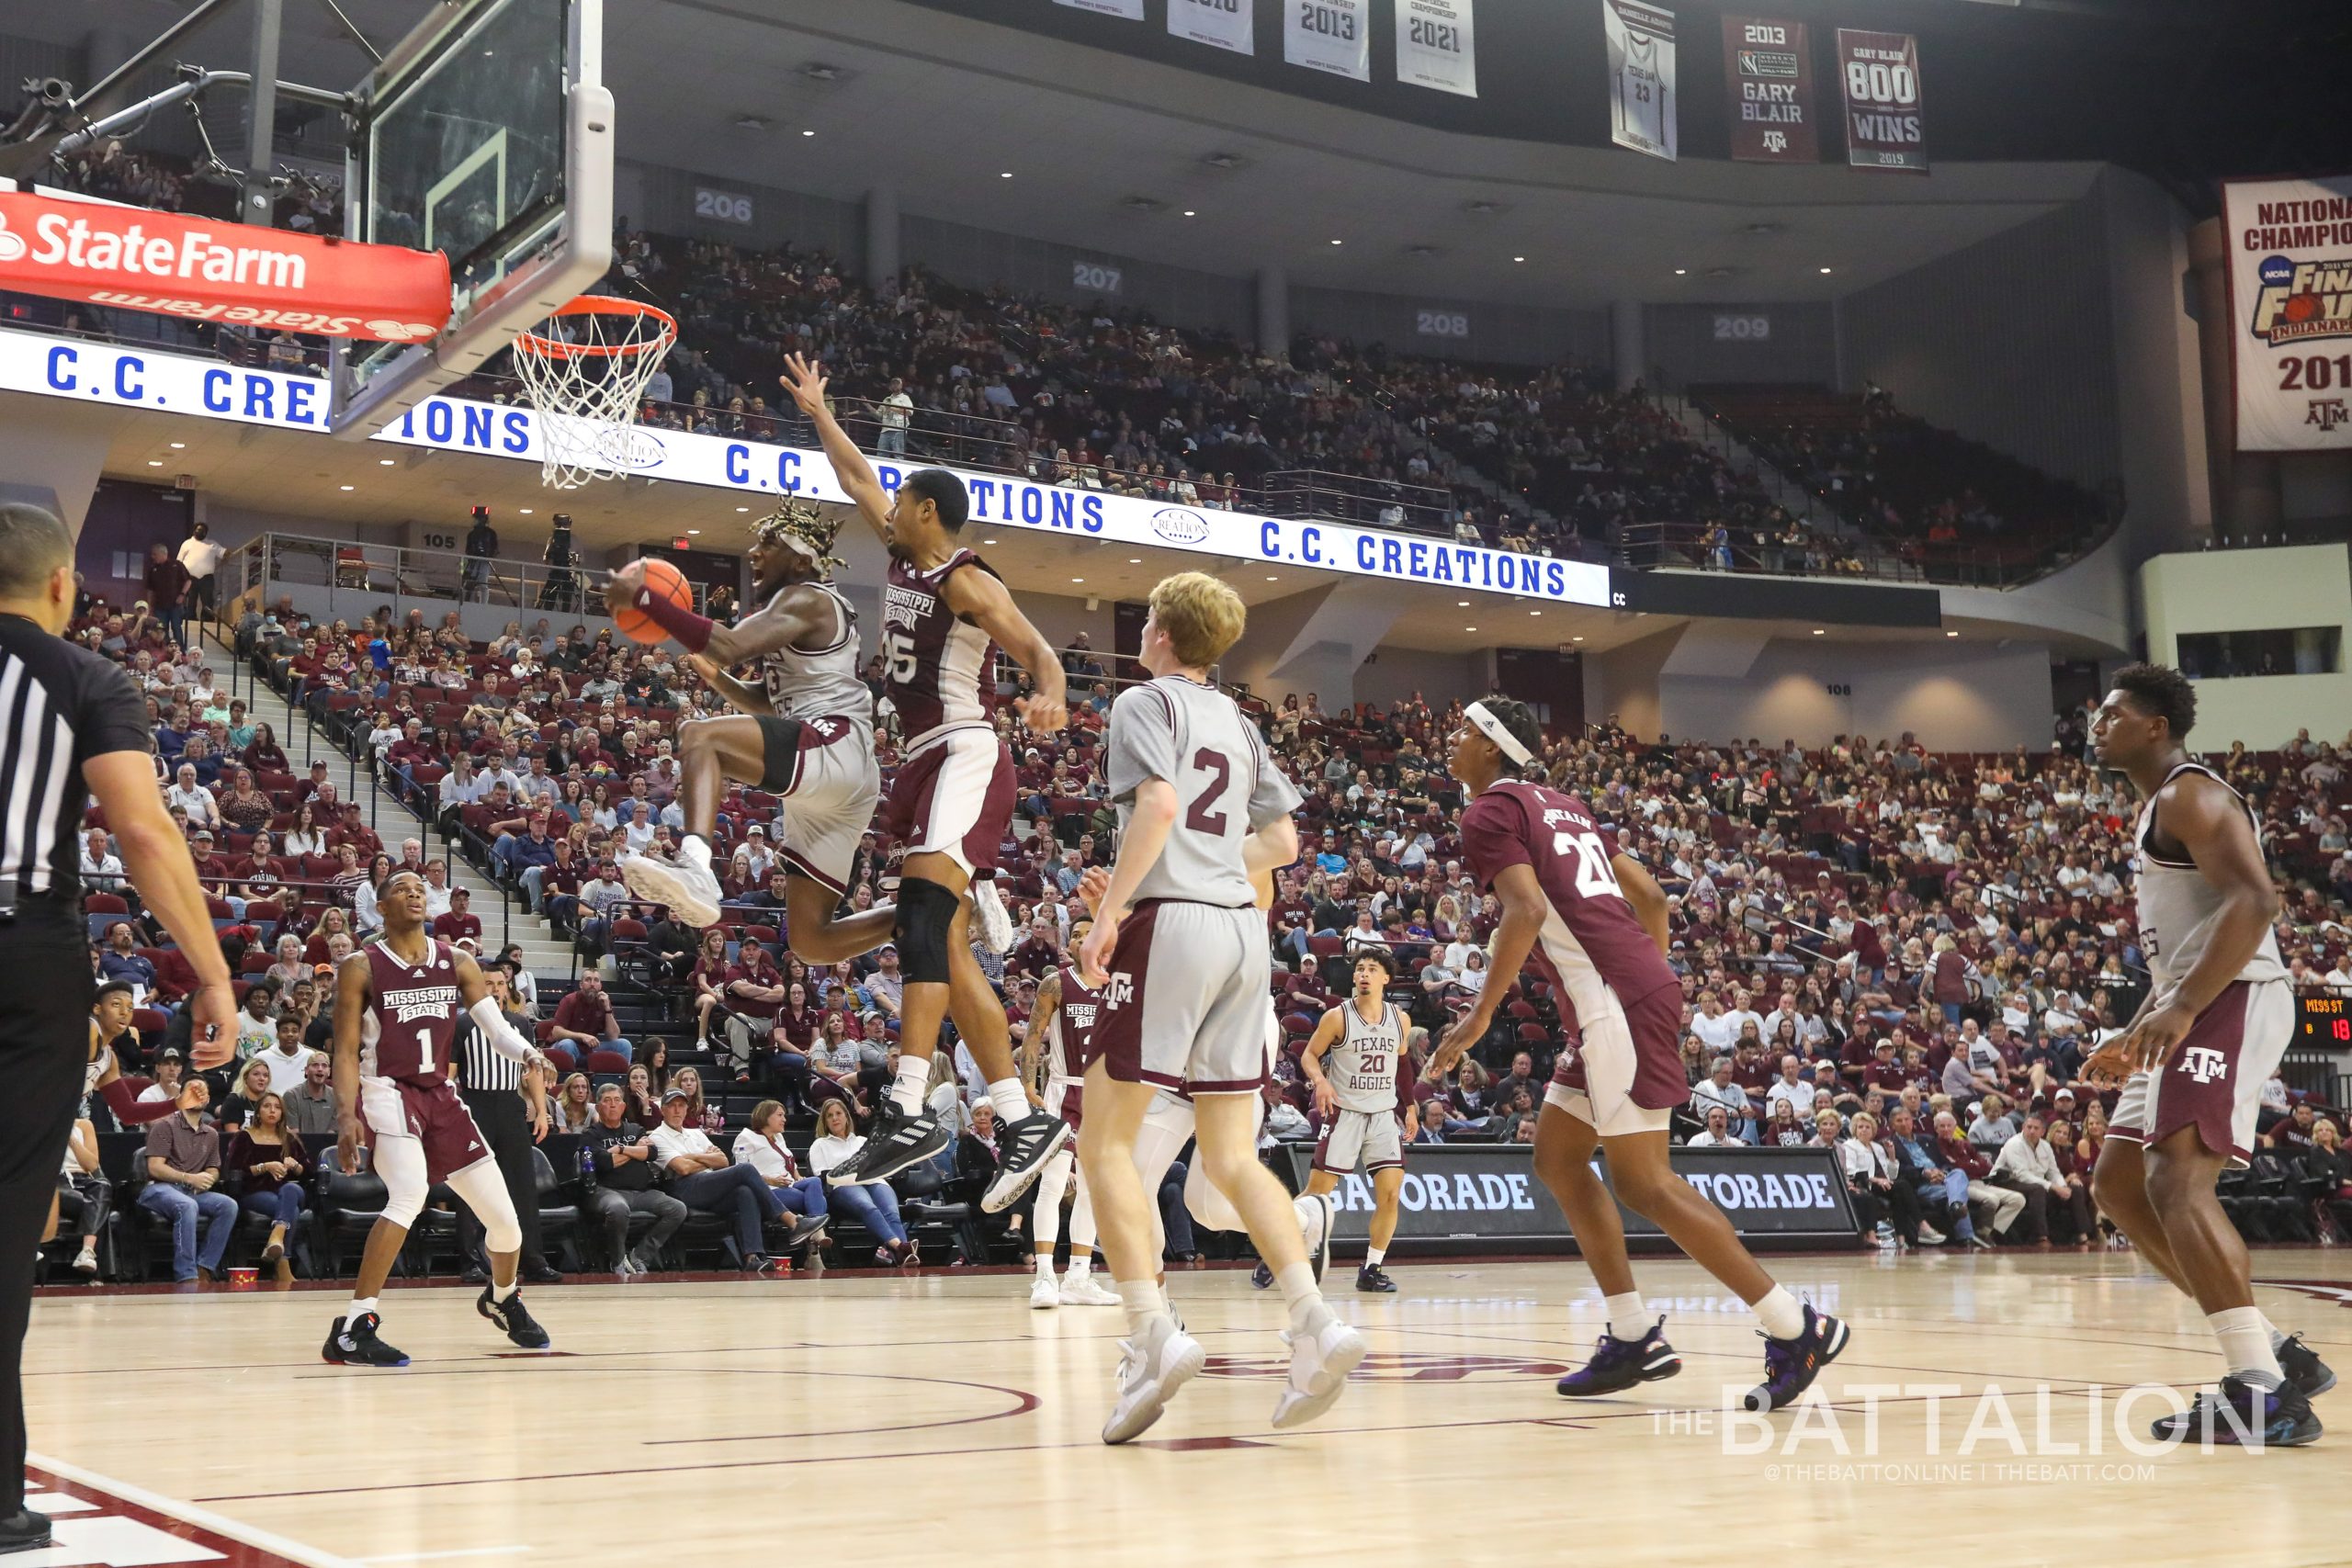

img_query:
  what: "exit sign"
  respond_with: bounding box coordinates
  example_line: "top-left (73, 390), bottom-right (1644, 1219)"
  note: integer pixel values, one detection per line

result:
top-left (672, 536), bottom-right (692, 550)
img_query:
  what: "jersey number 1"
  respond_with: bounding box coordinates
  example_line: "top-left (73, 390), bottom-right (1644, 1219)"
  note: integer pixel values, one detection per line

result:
top-left (1554, 830), bottom-right (1623, 900)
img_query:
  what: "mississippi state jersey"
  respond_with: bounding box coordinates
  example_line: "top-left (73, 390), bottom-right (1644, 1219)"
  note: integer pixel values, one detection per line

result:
top-left (359, 937), bottom-right (463, 1085)
top-left (2133, 762), bottom-right (2285, 993)
top-left (1324, 998), bottom-right (1407, 1114)
top-left (1460, 779), bottom-right (1679, 1020)
top-left (1046, 964), bottom-right (1102, 1082)
top-left (1106, 674), bottom-right (1302, 908)
top-left (758, 580), bottom-right (874, 732)
top-left (881, 549), bottom-right (996, 748)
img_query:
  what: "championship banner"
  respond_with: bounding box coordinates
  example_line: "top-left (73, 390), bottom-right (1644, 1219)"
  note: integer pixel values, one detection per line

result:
top-left (1396, 0), bottom-right (1477, 97)
top-left (1285, 0), bottom-right (1370, 81)
top-left (2222, 175), bottom-right (2352, 451)
top-left (1722, 16), bottom-right (1818, 164)
top-left (1285, 1143), bottom-right (1860, 1249)
top-left (1169, 0), bottom-right (1254, 55)
top-left (1053, 0), bottom-right (1144, 17)
top-left (1837, 28), bottom-right (1927, 174)
top-left (0, 187), bottom-right (448, 344)
top-left (1605, 0), bottom-right (1678, 163)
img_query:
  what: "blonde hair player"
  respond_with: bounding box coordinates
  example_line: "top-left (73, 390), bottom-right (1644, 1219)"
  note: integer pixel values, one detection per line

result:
top-left (1075, 570), bottom-right (1363, 1445)
top-left (1018, 962), bottom-right (1120, 1309)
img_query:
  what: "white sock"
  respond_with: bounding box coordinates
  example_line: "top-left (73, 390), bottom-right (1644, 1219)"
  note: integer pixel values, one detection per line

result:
top-left (1605, 1290), bottom-right (1649, 1341)
top-left (1752, 1285), bottom-right (1806, 1341)
top-left (1035, 1252), bottom-right (1056, 1279)
top-left (1276, 1261), bottom-right (1331, 1335)
top-left (680, 834), bottom-right (711, 868)
top-left (986, 1077), bottom-right (1031, 1128)
top-left (346, 1295), bottom-right (377, 1324)
top-left (2211, 1306), bottom-right (2284, 1391)
top-left (890, 1055), bottom-right (931, 1117)
top-left (1067, 1254), bottom-right (1090, 1279)
top-left (2263, 1314), bottom-right (2289, 1351)
top-left (1363, 1247), bottom-right (1386, 1268)
top-left (1119, 1280), bottom-right (1169, 1336)
top-left (490, 1277), bottom-right (517, 1303)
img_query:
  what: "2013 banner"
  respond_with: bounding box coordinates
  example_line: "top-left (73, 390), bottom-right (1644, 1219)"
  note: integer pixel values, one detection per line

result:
top-left (1170, 0), bottom-right (1254, 54)
top-left (1837, 28), bottom-right (1927, 173)
top-left (1396, 0), bottom-right (1476, 96)
top-left (1722, 15), bottom-right (1818, 164)
top-left (1604, 0), bottom-right (1678, 163)
top-left (1285, 0), bottom-right (1370, 81)
top-left (2221, 175), bottom-right (2352, 452)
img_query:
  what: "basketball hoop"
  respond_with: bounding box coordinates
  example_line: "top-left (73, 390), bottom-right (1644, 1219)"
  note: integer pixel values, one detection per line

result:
top-left (509, 296), bottom-right (678, 490)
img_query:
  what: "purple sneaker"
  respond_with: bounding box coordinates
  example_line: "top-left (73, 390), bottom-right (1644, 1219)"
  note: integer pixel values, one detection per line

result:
top-left (1742, 1304), bottom-right (1849, 1413)
top-left (1557, 1317), bottom-right (1682, 1397)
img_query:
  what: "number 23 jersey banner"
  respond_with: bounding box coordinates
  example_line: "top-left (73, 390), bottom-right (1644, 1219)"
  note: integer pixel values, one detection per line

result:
top-left (2222, 175), bottom-right (2352, 452)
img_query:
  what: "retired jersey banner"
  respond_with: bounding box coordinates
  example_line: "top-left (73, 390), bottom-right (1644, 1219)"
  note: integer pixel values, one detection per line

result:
top-left (2222, 175), bottom-right (2352, 452)
top-left (1396, 0), bottom-right (1477, 96)
top-left (1605, 0), bottom-right (1678, 163)
top-left (1838, 28), bottom-right (1927, 173)
top-left (1053, 0), bottom-right (1144, 17)
top-left (1723, 16), bottom-right (1818, 163)
top-left (1285, 0), bottom-right (1371, 81)
top-left (1169, 0), bottom-right (1254, 55)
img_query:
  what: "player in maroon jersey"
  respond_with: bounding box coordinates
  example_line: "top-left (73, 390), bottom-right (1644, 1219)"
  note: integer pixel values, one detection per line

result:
top-left (1430, 700), bottom-right (1849, 1414)
top-left (780, 355), bottom-right (1076, 1213)
top-left (322, 871), bottom-right (556, 1367)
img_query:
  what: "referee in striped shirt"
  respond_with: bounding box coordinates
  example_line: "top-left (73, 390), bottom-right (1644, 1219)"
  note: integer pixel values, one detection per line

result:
top-left (453, 963), bottom-right (561, 1283)
top-left (0, 504), bottom-right (235, 1552)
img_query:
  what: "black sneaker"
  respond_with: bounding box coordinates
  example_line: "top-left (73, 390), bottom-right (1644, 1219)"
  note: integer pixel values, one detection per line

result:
top-left (741, 1253), bottom-right (776, 1274)
top-left (478, 1287), bottom-right (550, 1350)
top-left (322, 1311), bottom-right (409, 1367)
top-left (524, 1261), bottom-right (565, 1285)
top-left (1250, 1261), bottom-right (1274, 1290)
top-left (2277, 1333), bottom-right (2337, 1400)
top-left (776, 1213), bottom-right (830, 1251)
top-left (2150, 1376), bottom-right (2323, 1448)
top-left (1741, 1304), bottom-right (1849, 1413)
top-left (1558, 1318), bottom-right (1683, 1397)
top-left (0, 1508), bottom-right (52, 1553)
top-left (826, 1104), bottom-right (950, 1188)
top-left (1356, 1264), bottom-right (1398, 1294)
top-left (983, 1112), bottom-right (1074, 1213)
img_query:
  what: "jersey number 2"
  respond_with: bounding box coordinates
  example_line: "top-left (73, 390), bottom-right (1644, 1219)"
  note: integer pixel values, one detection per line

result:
top-left (1186, 748), bottom-right (1232, 833)
top-left (1553, 830), bottom-right (1623, 900)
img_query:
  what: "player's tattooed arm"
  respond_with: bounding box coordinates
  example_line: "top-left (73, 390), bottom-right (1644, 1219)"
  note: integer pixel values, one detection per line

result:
top-left (1021, 972), bottom-right (1060, 1082)
top-left (779, 353), bottom-right (891, 538)
top-left (695, 583), bottom-right (834, 671)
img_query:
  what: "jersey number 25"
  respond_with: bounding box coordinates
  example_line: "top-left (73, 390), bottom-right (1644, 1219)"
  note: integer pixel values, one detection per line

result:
top-left (1553, 830), bottom-right (1623, 900)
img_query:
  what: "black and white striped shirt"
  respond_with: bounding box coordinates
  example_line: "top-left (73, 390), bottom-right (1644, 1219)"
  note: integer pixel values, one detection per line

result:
top-left (0, 615), bottom-right (151, 911)
top-left (455, 1008), bottom-right (536, 1093)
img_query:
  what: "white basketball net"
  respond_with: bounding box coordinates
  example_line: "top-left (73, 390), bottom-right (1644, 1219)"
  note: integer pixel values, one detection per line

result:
top-left (509, 299), bottom-right (679, 490)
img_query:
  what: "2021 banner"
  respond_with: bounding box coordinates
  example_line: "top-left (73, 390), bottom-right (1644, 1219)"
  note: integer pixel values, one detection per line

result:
top-left (1722, 16), bottom-right (1818, 164)
top-left (1396, 0), bottom-right (1476, 96)
top-left (2222, 175), bottom-right (2352, 452)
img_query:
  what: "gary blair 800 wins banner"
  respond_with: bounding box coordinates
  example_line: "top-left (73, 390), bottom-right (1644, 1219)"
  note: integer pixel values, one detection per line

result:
top-left (1837, 28), bottom-right (1926, 174)
top-left (2222, 175), bottom-right (2352, 451)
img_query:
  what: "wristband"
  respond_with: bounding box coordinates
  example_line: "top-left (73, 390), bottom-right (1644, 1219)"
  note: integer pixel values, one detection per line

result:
top-left (635, 584), bottom-right (714, 654)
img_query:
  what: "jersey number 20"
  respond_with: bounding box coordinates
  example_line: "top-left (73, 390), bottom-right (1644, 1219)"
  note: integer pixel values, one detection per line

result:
top-left (1553, 830), bottom-right (1623, 900)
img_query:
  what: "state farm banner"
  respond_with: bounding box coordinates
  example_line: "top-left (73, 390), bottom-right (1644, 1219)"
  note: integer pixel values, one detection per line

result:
top-left (1053, 0), bottom-right (1143, 17)
top-left (2222, 175), bottom-right (2352, 452)
top-left (1723, 16), bottom-right (1818, 163)
top-left (1285, 0), bottom-right (1370, 81)
top-left (0, 188), bottom-right (448, 343)
top-left (1838, 28), bottom-right (1927, 173)
top-left (1169, 0), bottom-right (1254, 55)
top-left (1396, 0), bottom-right (1477, 96)
top-left (1605, 0), bottom-right (1678, 163)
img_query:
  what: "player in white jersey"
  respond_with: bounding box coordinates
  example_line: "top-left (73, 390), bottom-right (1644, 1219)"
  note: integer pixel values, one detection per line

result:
top-left (2084, 664), bottom-right (2328, 1445)
top-left (605, 504), bottom-right (888, 968)
top-left (1075, 571), bottom-right (1363, 1445)
top-left (1298, 952), bottom-right (1409, 1293)
top-left (1018, 964), bottom-right (1118, 1308)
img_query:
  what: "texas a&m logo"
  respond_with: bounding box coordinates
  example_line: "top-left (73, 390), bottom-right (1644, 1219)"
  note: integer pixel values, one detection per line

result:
top-left (1102, 972), bottom-right (1135, 1010)
top-left (2180, 1044), bottom-right (2229, 1085)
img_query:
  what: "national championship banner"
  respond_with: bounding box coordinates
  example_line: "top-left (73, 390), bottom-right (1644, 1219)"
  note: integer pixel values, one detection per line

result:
top-left (1285, 0), bottom-right (1370, 81)
top-left (1169, 0), bottom-right (1254, 55)
top-left (0, 187), bottom-right (449, 344)
top-left (1053, 0), bottom-right (1144, 17)
top-left (2222, 175), bottom-right (2352, 451)
top-left (1722, 16), bottom-right (1818, 164)
top-left (1396, 0), bottom-right (1477, 97)
top-left (1837, 28), bottom-right (1927, 174)
top-left (1605, 0), bottom-right (1678, 163)
top-left (1286, 1143), bottom-right (1860, 1249)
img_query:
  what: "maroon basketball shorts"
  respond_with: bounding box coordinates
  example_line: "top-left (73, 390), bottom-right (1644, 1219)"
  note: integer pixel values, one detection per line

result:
top-left (359, 1075), bottom-right (493, 1185)
top-left (2107, 978), bottom-right (2293, 1166)
top-left (881, 726), bottom-right (1014, 878)
top-left (1544, 981), bottom-right (1689, 1137)
top-left (1046, 1076), bottom-right (1084, 1132)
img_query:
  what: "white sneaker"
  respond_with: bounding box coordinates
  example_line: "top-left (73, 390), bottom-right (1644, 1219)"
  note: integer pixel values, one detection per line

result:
top-left (1272, 1313), bottom-right (1366, 1429)
top-left (619, 850), bottom-right (723, 929)
top-left (1295, 1192), bottom-right (1333, 1285)
top-left (1102, 1314), bottom-right (1206, 1445)
top-left (970, 877), bottom-right (1015, 953)
top-left (1060, 1271), bottom-right (1120, 1306)
top-left (1029, 1273), bottom-right (1061, 1310)
top-left (73, 1247), bottom-right (99, 1276)
top-left (1917, 1224), bottom-right (1946, 1246)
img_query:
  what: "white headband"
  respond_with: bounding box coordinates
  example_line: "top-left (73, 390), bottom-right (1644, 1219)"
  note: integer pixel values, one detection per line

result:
top-left (1464, 701), bottom-right (1533, 767)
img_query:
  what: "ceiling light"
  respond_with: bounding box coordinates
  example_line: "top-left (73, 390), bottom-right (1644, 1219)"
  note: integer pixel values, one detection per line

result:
top-left (1529, 610), bottom-right (1541, 616)
top-left (1128, 558), bottom-right (1142, 564)
top-left (687, 529), bottom-right (701, 536)
top-left (983, 538), bottom-right (999, 546)
top-left (1513, 255), bottom-right (1525, 263)
top-left (339, 484), bottom-right (354, 491)
top-left (1947, 629), bottom-right (1960, 637)
top-left (1464, 626), bottom-right (1477, 633)
top-left (1819, 266), bottom-right (1833, 275)
top-left (736, 506), bottom-right (750, 513)
top-left (1329, 239), bottom-right (1343, 246)
top-left (378, 457), bottom-right (395, 466)
top-left (1071, 578), bottom-right (1084, 584)
top-left (146, 460), bottom-right (162, 467)
top-left (1812, 627), bottom-right (1826, 636)
top-left (1457, 601), bottom-right (1470, 607)
top-left (1182, 210), bottom-right (1196, 218)
top-left (1001, 172), bottom-right (1013, 179)
top-left (801, 130), bottom-right (815, 138)
top-left (519, 508), bottom-right (533, 514)
top-left (169, 441), bottom-right (186, 449)
top-left (1572, 636), bottom-right (1585, 644)
top-left (1674, 268), bottom-right (1688, 276)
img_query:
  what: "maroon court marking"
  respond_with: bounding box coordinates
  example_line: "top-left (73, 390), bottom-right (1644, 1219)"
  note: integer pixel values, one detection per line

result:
top-left (26, 1460), bottom-right (343, 1567)
top-left (1125, 1436), bottom-right (1274, 1451)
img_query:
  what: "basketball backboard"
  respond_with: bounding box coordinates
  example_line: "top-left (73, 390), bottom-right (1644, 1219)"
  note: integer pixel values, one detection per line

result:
top-left (328, 0), bottom-right (612, 438)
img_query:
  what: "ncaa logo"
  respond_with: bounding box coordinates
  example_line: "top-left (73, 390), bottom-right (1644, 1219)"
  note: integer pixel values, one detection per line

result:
top-left (1102, 972), bottom-right (1135, 1009)
top-left (1149, 507), bottom-right (1211, 546)
top-left (2257, 254), bottom-right (2296, 287)
top-left (2181, 1045), bottom-right (2228, 1085)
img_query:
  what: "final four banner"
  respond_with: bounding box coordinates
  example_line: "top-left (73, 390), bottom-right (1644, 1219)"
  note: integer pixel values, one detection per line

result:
top-left (1605, 0), bottom-right (1677, 163)
top-left (1285, 0), bottom-right (1370, 82)
top-left (1052, 0), bottom-right (1144, 17)
top-left (1169, 0), bottom-right (1254, 55)
top-left (1396, 0), bottom-right (1476, 96)
top-left (1837, 28), bottom-right (1927, 173)
top-left (1722, 16), bottom-right (1818, 164)
top-left (2221, 175), bottom-right (2352, 452)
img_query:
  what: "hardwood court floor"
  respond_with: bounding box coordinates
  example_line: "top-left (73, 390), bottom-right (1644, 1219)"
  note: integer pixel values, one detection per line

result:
top-left (27, 1249), bottom-right (2352, 1568)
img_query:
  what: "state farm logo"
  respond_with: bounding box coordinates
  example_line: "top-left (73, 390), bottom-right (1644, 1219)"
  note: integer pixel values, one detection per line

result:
top-left (1149, 507), bottom-right (1211, 546)
top-left (2180, 1044), bottom-right (2229, 1085)
top-left (14, 208), bottom-right (311, 288)
top-left (2250, 253), bottom-right (2351, 346)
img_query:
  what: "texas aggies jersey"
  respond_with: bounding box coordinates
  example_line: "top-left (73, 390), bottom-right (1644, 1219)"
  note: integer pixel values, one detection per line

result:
top-left (1459, 779), bottom-right (1679, 1021)
top-left (1324, 998), bottom-right (1407, 1114)
top-left (2134, 762), bottom-right (2286, 994)
top-left (757, 580), bottom-right (874, 732)
top-left (1615, 30), bottom-right (1668, 152)
top-left (359, 938), bottom-right (463, 1085)
top-left (881, 549), bottom-right (996, 748)
top-left (1046, 964), bottom-right (1102, 1083)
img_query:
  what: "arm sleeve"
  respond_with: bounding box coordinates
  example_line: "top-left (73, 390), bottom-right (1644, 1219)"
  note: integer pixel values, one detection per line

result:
top-left (100, 1077), bottom-right (182, 1125)
top-left (468, 997), bottom-right (537, 1063)
top-left (1104, 685), bottom-right (1179, 806)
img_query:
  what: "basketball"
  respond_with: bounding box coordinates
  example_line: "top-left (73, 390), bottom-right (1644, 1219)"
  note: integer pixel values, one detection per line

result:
top-left (616, 558), bottom-right (690, 643)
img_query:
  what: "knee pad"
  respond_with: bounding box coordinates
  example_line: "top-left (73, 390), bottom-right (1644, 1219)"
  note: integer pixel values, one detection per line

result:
top-left (379, 1182), bottom-right (425, 1232)
top-left (895, 877), bottom-right (959, 985)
